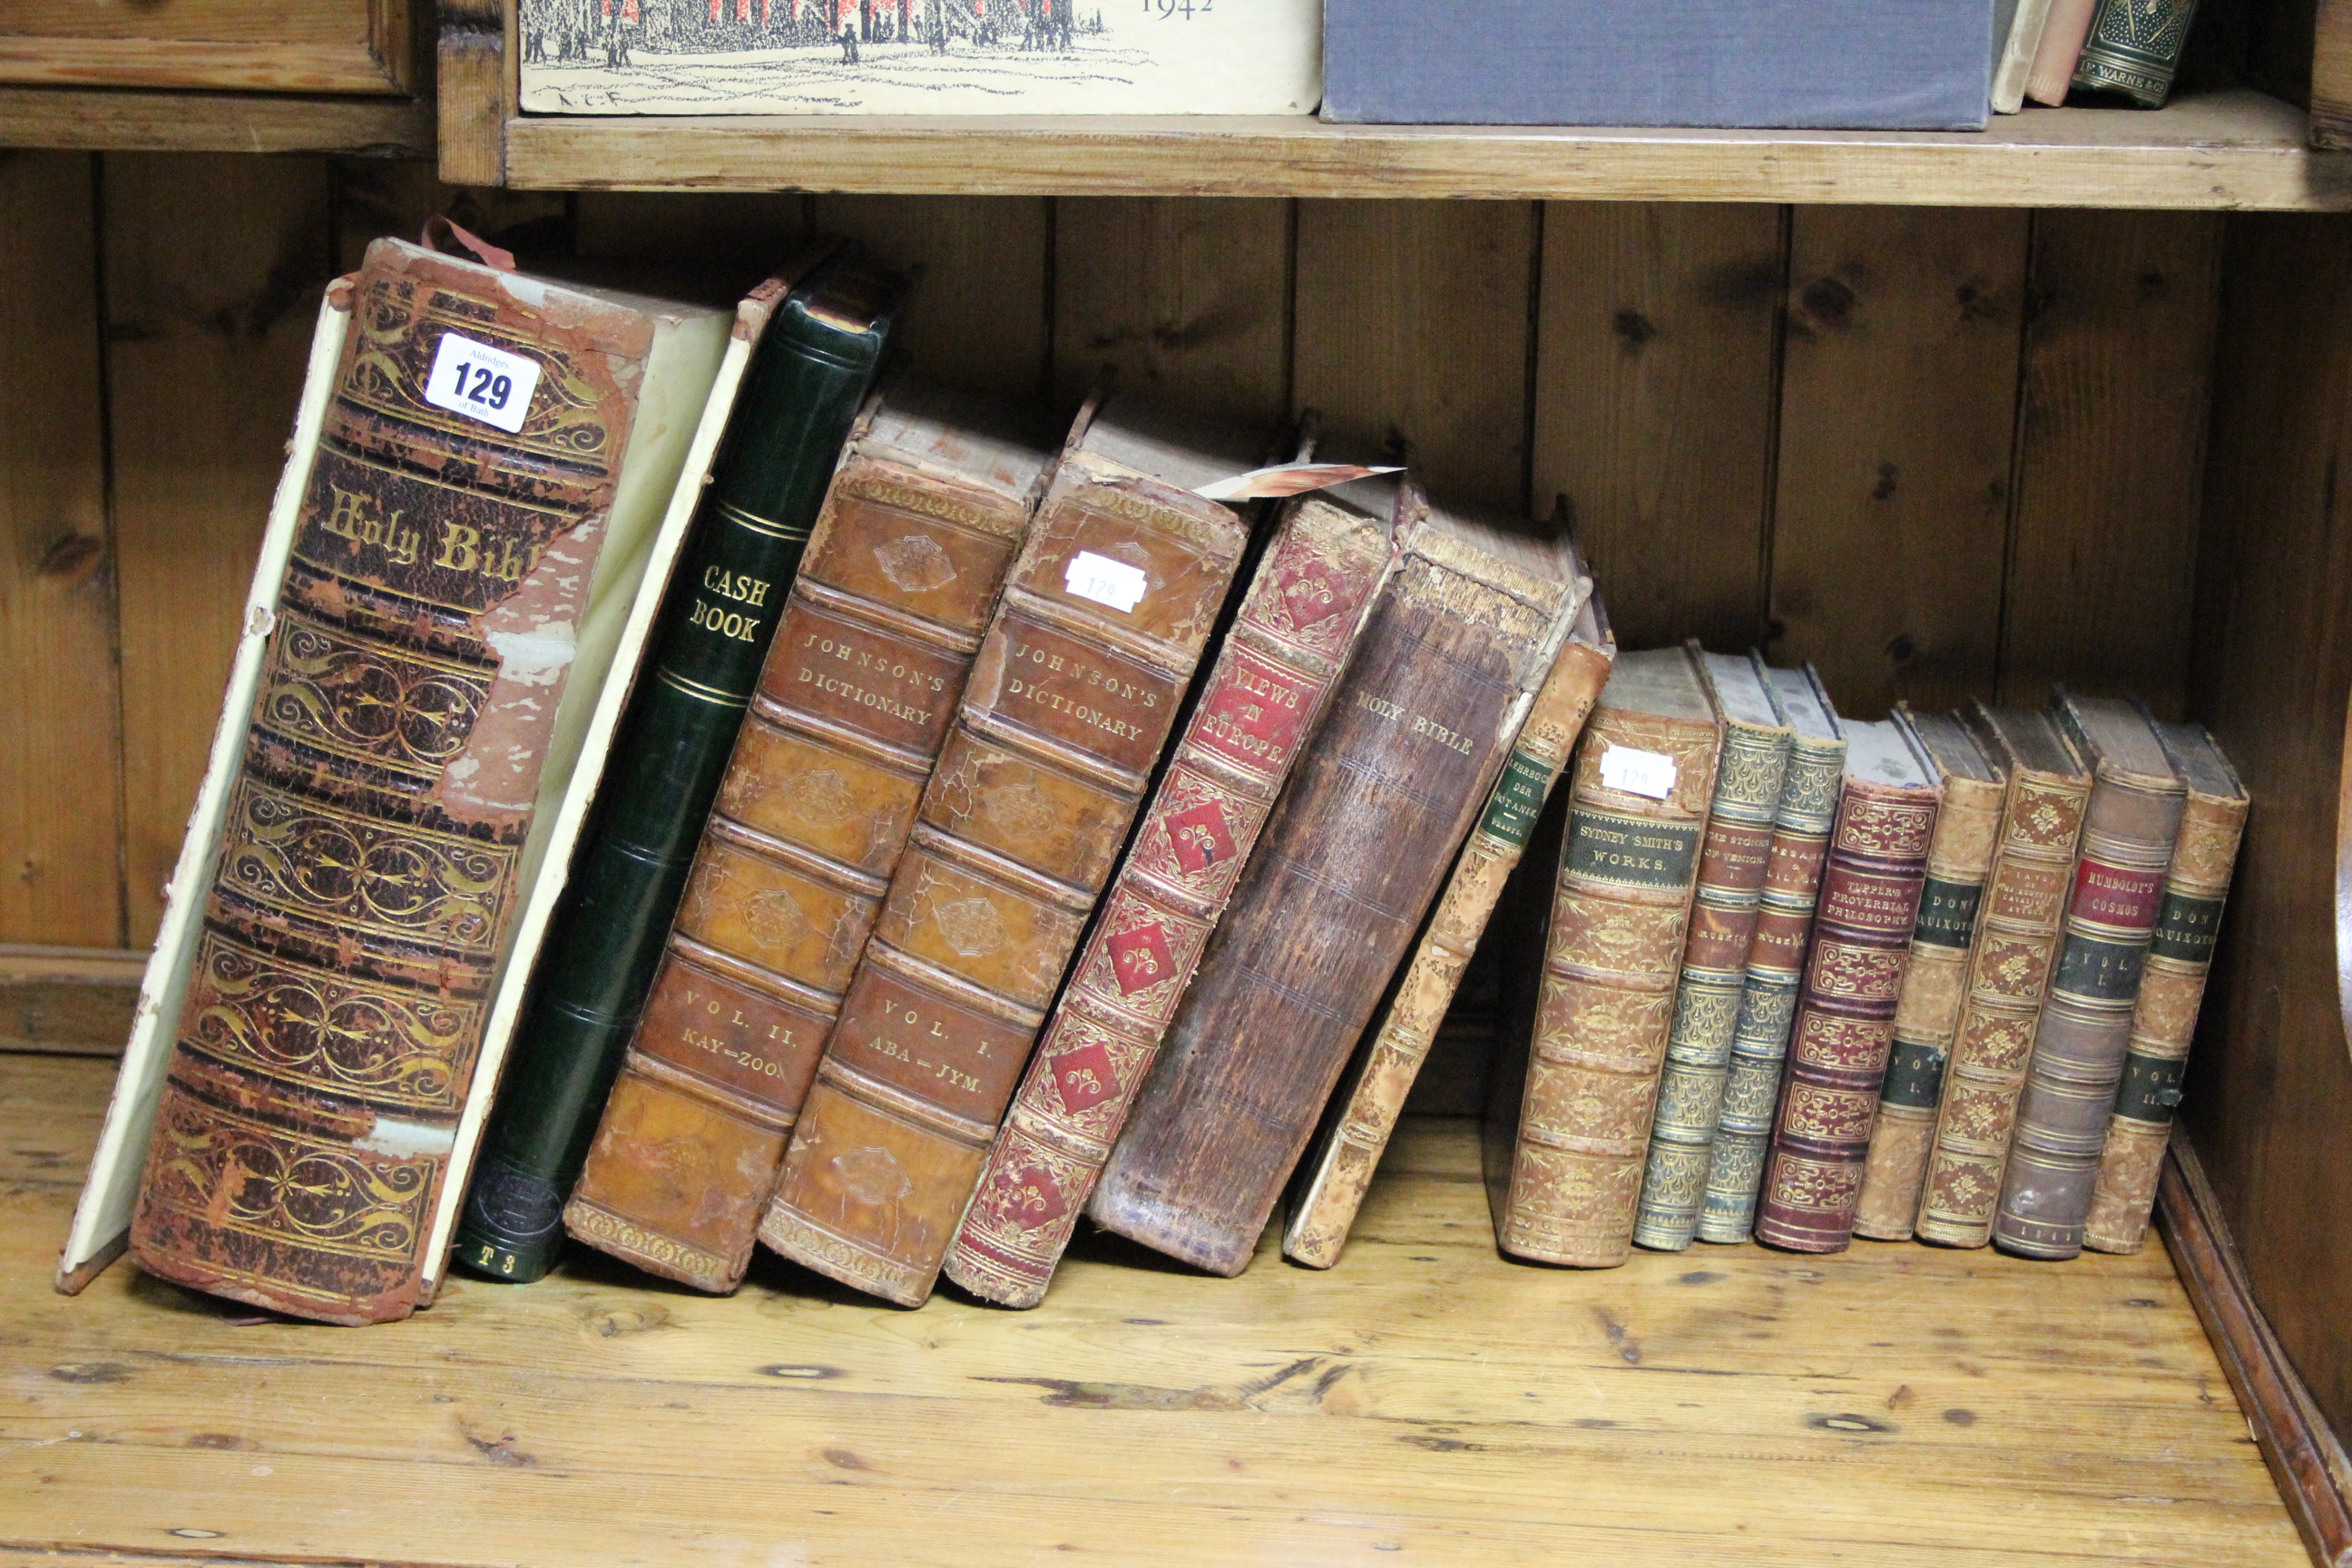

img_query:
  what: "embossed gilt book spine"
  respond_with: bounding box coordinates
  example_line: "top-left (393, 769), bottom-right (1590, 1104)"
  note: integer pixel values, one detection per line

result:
top-left (1852, 708), bottom-right (2006, 1242)
top-left (1486, 644), bottom-right (1723, 1269)
top-left (1630, 650), bottom-right (1791, 1253)
top-left (1090, 505), bottom-right (1590, 1276)
top-left (561, 383), bottom-right (1064, 1292)
top-left (2072, 0), bottom-right (2200, 106)
top-left (1696, 666), bottom-right (1844, 1245)
top-left (456, 253), bottom-right (906, 1284)
top-left (126, 238), bottom-right (733, 1324)
top-left (1753, 720), bottom-right (1941, 1253)
top-left (756, 400), bottom-right (1265, 1307)
top-left (1916, 707), bottom-right (2092, 1248)
top-left (2082, 721), bottom-right (2246, 1255)
top-left (946, 479), bottom-right (1410, 1308)
top-left (1994, 694), bottom-right (2185, 1259)
top-left (1282, 590), bottom-right (1614, 1271)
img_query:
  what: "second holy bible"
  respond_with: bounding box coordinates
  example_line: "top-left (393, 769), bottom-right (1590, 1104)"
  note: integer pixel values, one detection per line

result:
top-left (1092, 503), bottom-right (1592, 1277)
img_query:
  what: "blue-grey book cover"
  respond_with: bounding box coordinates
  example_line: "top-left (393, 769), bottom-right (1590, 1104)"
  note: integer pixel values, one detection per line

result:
top-left (1323, 0), bottom-right (1994, 130)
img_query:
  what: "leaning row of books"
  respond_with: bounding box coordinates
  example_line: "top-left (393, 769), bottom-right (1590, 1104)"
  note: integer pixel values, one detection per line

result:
top-left (62, 234), bottom-right (2242, 1328)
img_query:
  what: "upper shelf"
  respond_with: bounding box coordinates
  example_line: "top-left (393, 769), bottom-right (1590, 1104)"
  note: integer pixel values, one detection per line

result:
top-left (499, 86), bottom-right (2352, 209)
top-left (0, 86), bottom-right (433, 156)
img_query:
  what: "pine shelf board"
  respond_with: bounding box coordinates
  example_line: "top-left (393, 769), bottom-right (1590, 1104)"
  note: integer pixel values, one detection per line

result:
top-left (0, 86), bottom-right (433, 156)
top-left (0, 1053), bottom-right (2307, 1568)
top-left (501, 86), bottom-right (2352, 210)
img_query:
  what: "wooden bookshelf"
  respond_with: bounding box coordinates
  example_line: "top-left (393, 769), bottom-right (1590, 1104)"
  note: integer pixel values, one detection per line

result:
top-left (0, 85), bottom-right (432, 155)
top-left (0, 1051), bottom-right (2309, 1567)
top-left (480, 88), bottom-right (2352, 209)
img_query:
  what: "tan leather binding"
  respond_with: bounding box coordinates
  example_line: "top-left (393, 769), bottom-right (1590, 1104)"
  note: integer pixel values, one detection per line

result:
top-left (756, 398), bottom-right (1263, 1307)
top-left (563, 382), bottom-right (1063, 1293)
top-left (1485, 644), bottom-right (1724, 1269)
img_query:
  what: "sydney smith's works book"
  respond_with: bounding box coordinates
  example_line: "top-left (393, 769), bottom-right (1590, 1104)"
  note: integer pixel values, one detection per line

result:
top-left (1091, 501), bottom-right (1592, 1277)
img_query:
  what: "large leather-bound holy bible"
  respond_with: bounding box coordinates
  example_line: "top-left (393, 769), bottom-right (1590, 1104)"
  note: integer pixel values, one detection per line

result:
top-left (1852, 708), bottom-right (2006, 1241)
top-left (561, 382), bottom-right (1065, 1292)
top-left (756, 399), bottom-right (1267, 1307)
top-left (1092, 504), bottom-right (1591, 1277)
top-left (125, 238), bottom-right (733, 1323)
top-left (1695, 666), bottom-right (1843, 1244)
top-left (1916, 706), bottom-right (2091, 1248)
top-left (946, 475), bottom-right (1410, 1308)
top-left (1753, 720), bottom-right (1941, 1253)
top-left (1282, 590), bottom-right (1614, 1271)
top-left (456, 250), bottom-right (906, 1284)
top-left (1481, 644), bottom-right (1722, 1269)
top-left (1630, 650), bottom-right (1791, 1252)
top-left (1994, 693), bottom-right (2185, 1259)
top-left (2082, 720), bottom-right (2245, 1254)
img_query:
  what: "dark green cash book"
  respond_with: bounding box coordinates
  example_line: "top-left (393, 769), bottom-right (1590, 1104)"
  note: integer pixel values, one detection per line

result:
top-left (456, 248), bottom-right (907, 1283)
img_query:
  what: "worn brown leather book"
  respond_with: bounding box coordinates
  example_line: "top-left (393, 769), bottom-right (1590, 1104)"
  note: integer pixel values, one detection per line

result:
top-left (1994, 692), bottom-right (2186, 1259)
top-left (1091, 504), bottom-right (1592, 1277)
top-left (1282, 589), bottom-right (1613, 1270)
top-left (1694, 665), bottom-right (1843, 1244)
top-left (1630, 649), bottom-right (1792, 1252)
top-left (1852, 708), bottom-right (2007, 1242)
top-left (754, 397), bottom-right (1267, 1307)
top-left (1916, 706), bottom-right (2092, 1248)
top-left (126, 238), bottom-right (732, 1323)
top-left (1484, 644), bottom-right (1724, 1269)
top-left (1753, 720), bottom-right (1942, 1253)
top-left (945, 476), bottom-right (1411, 1307)
top-left (2082, 720), bottom-right (2246, 1254)
top-left (562, 380), bottom-right (1065, 1292)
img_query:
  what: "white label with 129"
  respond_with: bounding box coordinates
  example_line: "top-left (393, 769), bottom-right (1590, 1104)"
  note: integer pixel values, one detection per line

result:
top-left (424, 330), bottom-right (543, 435)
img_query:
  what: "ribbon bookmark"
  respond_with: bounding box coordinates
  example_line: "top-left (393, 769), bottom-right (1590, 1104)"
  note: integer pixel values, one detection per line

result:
top-left (1194, 463), bottom-right (1403, 503)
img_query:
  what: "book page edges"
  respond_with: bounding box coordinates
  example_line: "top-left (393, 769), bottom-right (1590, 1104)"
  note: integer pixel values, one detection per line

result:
top-left (58, 290), bottom-right (354, 1293)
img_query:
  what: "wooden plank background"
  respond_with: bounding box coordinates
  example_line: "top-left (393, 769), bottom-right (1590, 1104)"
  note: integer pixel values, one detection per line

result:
top-left (0, 153), bottom-right (2228, 979)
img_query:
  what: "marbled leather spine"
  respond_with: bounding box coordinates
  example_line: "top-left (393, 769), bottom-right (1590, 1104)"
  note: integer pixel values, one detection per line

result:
top-left (2082, 721), bottom-right (2245, 1254)
top-left (1994, 694), bottom-right (2185, 1259)
top-left (755, 402), bottom-right (1261, 1307)
top-left (129, 240), bottom-right (701, 1323)
top-left (562, 384), bottom-right (1060, 1292)
top-left (1755, 725), bottom-right (1942, 1253)
top-left (1283, 591), bottom-right (1612, 1270)
top-left (948, 482), bottom-right (1408, 1306)
top-left (1916, 710), bottom-right (2092, 1248)
top-left (1853, 709), bottom-right (2007, 1241)
top-left (1696, 680), bottom-right (1845, 1244)
top-left (1489, 645), bottom-right (1723, 1269)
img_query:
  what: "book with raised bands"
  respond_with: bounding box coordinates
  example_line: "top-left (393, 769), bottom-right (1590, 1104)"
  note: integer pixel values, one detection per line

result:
top-left (2082, 720), bottom-right (2245, 1255)
top-left (1696, 665), bottom-right (1843, 1245)
top-left (1916, 706), bottom-right (2091, 1248)
top-left (1852, 707), bottom-right (2007, 1242)
top-left (947, 473), bottom-right (1412, 1308)
top-left (1632, 649), bottom-right (1792, 1252)
top-left (1753, 719), bottom-right (1942, 1253)
top-left (1485, 643), bottom-right (1723, 1269)
top-left (755, 397), bottom-right (1269, 1307)
top-left (1994, 692), bottom-right (2185, 1260)
top-left (1282, 589), bottom-right (1614, 1271)
top-left (562, 379), bottom-right (1065, 1292)
top-left (118, 237), bottom-right (734, 1323)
